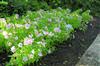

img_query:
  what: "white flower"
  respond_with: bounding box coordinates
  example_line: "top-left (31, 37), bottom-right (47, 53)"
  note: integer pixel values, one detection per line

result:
top-left (42, 30), bottom-right (49, 35)
top-left (35, 30), bottom-right (43, 37)
top-left (15, 14), bottom-right (19, 19)
top-left (37, 33), bottom-right (43, 37)
top-left (8, 33), bottom-right (12, 36)
top-left (66, 24), bottom-right (73, 30)
top-left (37, 41), bottom-right (42, 44)
top-left (25, 23), bottom-right (31, 29)
top-left (15, 36), bottom-right (18, 40)
top-left (23, 56), bottom-right (28, 62)
top-left (48, 18), bottom-right (52, 22)
top-left (7, 42), bottom-right (12, 46)
top-left (0, 18), bottom-right (6, 23)
top-left (6, 23), bottom-right (12, 29)
top-left (28, 34), bottom-right (33, 38)
top-left (0, 18), bottom-right (6, 27)
top-left (18, 43), bottom-right (23, 48)
top-left (11, 46), bottom-right (16, 53)
top-left (2, 31), bottom-right (9, 39)
top-left (15, 24), bottom-right (23, 28)
top-left (38, 51), bottom-right (43, 57)
top-left (54, 27), bottom-right (61, 32)
top-left (24, 37), bottom-right (34, 45)
top-left (28, 54), bottom-right (34, 59)
top-left (56, 18), bottom-right (61, 23)
top-left (37, 41), bottom-right (46, 47)
top-left (48, 32), bottom-right (54, 37)
top-left (48, 49), bottom-right (52, 54)
top-left (31, 49), bottom-right (35, 54)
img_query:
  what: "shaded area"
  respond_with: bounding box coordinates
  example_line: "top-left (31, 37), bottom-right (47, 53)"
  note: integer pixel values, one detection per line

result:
top-left (76, 34), bottom-right (100, 66)
top-left (34, 17), bottom-right (100, 66)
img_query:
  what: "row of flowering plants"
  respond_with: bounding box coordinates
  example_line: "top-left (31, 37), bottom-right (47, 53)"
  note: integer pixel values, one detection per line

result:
top-left (0, 8), bottom-right (92, 66)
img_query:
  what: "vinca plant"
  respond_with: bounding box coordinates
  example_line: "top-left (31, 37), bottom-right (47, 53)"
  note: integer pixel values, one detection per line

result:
top-left (0, 8), bottom-right (92, 66)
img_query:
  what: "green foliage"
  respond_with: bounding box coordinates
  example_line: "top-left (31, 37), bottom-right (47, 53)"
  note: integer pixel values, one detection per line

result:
top-left (0, 0), bottom-right (100, 17)
top-left (75, 0), bottom-right (100, 16)
top-left (0, 9), bottom-right (92, 66)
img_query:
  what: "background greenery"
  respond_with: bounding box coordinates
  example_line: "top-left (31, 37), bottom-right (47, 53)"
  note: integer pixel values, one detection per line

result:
top-left (0, 0), bottom-right (100, 17)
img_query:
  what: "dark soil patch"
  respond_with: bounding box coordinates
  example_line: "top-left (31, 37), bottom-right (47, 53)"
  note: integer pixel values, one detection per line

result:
top-left (34, 17), bottom-right (100, 66)
top-left (0, 17), bottom-right (100, 66)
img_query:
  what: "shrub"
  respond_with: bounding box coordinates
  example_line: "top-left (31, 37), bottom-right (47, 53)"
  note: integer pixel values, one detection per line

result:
top-left (0, 8), bottom-right (92, 66)
top-left (0, 0), bottom-right (49, 17)
top-left (0, 0), bottom-right (100, 17)
top-left (44, 0), bottom-right (100, 16)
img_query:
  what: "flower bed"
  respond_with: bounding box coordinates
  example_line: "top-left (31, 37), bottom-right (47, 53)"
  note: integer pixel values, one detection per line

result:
top-left (0, 8), bottom-right (92, 66)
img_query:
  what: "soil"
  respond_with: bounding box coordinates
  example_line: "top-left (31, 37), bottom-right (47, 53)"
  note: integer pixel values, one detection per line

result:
top-left (0, 17), bottom-right (100, 66)
top-left (34, 17), bottom-right (100, 66)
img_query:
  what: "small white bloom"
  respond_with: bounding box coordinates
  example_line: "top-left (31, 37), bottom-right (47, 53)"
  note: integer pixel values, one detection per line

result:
top-left (2, 31), bottom-right (9, 39)
top-left (33, 21), bottom-right (38, 25)
top-left (15, 36), bottom-right (18, 40)
top-left (0, 18), bottom-right (6, 23)
top-left (28, 34), bottom-right (33, 38)
top-left (54, 27), bottom-right (61, 32)
top-left (48, 32), bottom-right (54, 37)
top-left (0, 18), bottom-right (6, 27)
top-left (24, 37), bottom-right (34, 45)
top-left (11, 46), bottom-right (16, 53)
top-left (23, 56), bottom-right (28, 62)
top-left (48, 18), bottom-right (52, 22)
top-left (15, 24), bottom-right (23, 28)
top-left (6, 23), bottom-right (12, 29)
top-left (7, 42), bottom-right (12, 46)
top-left (56, 18), bottom-right (61, 23)
top-left (31, 49), bottom-right (35, 54)
top-left (48, 49), bottom-right (52, 54)
top-left (8, 33), bottom-right (12, 36)
top-left (25, 23), bottom-right (31, 29)
top-left (37, 41), bottom-right (46, 47)
top-left (38, 51), bottom-right (43, 57)
top-left (28, 54), bottom-right (34, 59)
top-left (18, 43), bottom-right (23, 48)
top-left (42, 30), bottom-right (49, 35)
top-left (37, 41), bottom-right (42, 44)
top-left (66, 24), bottom-right (73, 30)
top-left (37, 33), bottom-right (43, 37)
top-left (15, 14), bottom-right (19, 19)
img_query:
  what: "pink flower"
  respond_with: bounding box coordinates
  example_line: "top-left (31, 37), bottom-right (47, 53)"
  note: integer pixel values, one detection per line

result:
top-left (24, 37), bottom-right (34, 45)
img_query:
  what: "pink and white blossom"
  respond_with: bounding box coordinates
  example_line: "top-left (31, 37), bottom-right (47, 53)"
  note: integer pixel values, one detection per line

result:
top-left (24, 37), bottom-right (34, 45)
top-left (2, 31), bottom-right (9, 39)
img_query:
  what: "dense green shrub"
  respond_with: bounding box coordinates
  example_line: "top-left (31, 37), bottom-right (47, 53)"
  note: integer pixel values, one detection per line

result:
top-left (76, 0), bottom-right (100, 16)
top-left (0, 0), bottom-right (100, 17)
top-left (44, 0), bottom-right (100, 16)
top-left (0, 9), bottom-right (92, 66)
top-left (0, 0), bottom-right (49, 17)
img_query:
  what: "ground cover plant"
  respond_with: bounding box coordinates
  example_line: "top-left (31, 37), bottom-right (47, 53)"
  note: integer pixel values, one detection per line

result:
top-left (0, 8), bottom-right (92, 66)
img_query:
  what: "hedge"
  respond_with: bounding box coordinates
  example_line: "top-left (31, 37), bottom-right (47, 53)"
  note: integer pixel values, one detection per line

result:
top-left (0, 0), bottom-right (100, 17)
top-left (0, 8), bottom-right (92, 66)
